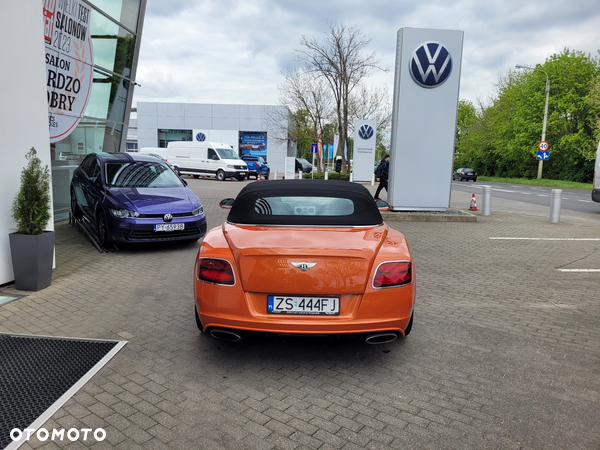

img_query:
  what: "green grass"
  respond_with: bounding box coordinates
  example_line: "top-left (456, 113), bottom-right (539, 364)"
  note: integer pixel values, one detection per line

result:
top-left (477, 176), bottom-right (592, 191)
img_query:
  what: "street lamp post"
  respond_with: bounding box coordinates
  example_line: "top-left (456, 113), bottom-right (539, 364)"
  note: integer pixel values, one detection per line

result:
top-left (516, 64), bottom-right (550, 179)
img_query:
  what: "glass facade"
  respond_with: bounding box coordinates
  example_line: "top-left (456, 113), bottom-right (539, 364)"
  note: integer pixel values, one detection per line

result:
top-left (51, 0), bottom-right (145, 220)
top-left (158, 129), bottom-right (193, 148)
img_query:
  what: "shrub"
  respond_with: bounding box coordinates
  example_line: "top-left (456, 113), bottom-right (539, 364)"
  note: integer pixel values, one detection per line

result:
top-left (302, 172), bottom-right (351, 181)
top-left (12, 148), bottom-right (51, 235)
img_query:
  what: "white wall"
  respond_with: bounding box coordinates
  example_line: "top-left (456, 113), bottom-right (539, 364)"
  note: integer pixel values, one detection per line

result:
top-left (136, 102), bottom-right (290, 173)
top-left (0, 1), bottom-right (54, 284)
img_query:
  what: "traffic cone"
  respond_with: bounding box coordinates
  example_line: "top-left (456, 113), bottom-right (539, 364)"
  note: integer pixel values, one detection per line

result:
top-left (469, 193), bottom-right (478, 211)
top-left (257, 173), bottom-right (261, 181)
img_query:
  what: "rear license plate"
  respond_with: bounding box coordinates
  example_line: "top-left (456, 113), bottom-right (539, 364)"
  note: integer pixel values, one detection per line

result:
top-left (267, 295), bottom-right (339, 315)
top-left (154, 223), bottom-right (184, 232)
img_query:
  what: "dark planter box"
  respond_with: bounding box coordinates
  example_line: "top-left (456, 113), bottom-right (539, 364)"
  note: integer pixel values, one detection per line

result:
top-left (9, 231), bottom-right (55, 291)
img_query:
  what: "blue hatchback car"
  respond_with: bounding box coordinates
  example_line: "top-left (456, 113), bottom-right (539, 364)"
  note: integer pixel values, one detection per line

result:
top-left (70, 152), bottom-right (207, 246)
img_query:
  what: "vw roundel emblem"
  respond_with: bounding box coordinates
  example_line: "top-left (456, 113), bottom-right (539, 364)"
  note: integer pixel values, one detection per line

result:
top-left (409, 42), bottom-right (453, 88)
top-left (196, 132), bottom-right (206, 141)
top-left (291, 262), bottom-right (317, 272)
top-left (358, 125), bottom-right (374, 140)
top-left (163, 213), bottom-right (173, 222)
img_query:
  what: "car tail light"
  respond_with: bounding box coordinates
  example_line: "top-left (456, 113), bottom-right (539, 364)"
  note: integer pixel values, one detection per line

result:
top-left (198, 258), bottom-right (235, 285)
top-left (461, 172), bottom-right (464, 175)
top-left (373, 261), bottom-right (412, 288)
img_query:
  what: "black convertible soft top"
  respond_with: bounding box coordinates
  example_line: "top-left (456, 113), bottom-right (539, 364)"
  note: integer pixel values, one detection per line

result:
top-left (226, 180), bottom-right (383, 226)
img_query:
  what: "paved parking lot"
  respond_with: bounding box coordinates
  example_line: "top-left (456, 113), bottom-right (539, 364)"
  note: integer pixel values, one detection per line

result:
top-left (1, 177), bottom-right (599, 449)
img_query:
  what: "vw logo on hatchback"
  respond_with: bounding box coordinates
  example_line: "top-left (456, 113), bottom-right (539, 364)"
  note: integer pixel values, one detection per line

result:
top-left (195, 132), bottom-right (206, 141)
top-left (163, 213), bottom-right (173, 222)
top-left (409, 42), bottom-right (452, 88)
top-left (358, 125), bottom-right (374, 140)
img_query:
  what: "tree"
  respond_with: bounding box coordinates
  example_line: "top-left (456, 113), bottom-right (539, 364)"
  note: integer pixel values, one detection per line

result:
top-left (455, 48), bottom-right (600, 182)
top-left (297, 23), bottom-right (384, 173)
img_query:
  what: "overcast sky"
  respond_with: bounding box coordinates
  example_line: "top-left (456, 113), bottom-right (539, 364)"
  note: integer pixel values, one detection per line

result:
top-left (132, 0), bottom-right (600, 108)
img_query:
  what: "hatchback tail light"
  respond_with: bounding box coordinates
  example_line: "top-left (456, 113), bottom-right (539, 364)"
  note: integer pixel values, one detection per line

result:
top-left (373, 261), bottom-right (412, 288)
top-left (198, 258), bottom-right (235, 285)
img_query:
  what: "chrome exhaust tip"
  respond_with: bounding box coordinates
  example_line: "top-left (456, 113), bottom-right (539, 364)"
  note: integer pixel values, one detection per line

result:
top-left (365, 332), bottom-right (399, 345)
top-left (209, 329), bottom-right (243, 342)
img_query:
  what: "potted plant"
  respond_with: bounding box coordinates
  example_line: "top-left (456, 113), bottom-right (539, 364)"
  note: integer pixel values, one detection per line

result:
top-left (9, 147), bottom-right (54, 291)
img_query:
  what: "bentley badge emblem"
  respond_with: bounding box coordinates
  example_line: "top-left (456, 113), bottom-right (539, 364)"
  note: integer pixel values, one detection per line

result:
top-left (291, 262), bottom-right (317, 272)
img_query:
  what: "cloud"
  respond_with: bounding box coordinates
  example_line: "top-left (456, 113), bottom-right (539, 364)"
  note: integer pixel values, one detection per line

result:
top-left (132, 0), bottom-right (600, 107)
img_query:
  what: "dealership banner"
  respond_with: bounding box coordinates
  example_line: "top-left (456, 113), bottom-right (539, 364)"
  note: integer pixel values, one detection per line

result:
top-left (239, 132), bottom-right (267, 157)
top-left (353, 119), bottom-right (377, 182)
top-left (388, 27), bottom-right (463, 210)
top-left (43, 0), bottom-right (94, 143)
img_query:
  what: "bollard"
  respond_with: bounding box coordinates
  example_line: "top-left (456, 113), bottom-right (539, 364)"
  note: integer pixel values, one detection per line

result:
top-left (298, 170), bottom-right (302, 179)
top-left (273, 170), bottom-right (277, 180)
top-left (324, 171), bottom-right (328, 180)
top-left (350, 172), bottom-right (354, 182)
top-left (371, 173), bottom-right (375, 186)
top-left (481, 185), bottom-right (491, 216)
top-left (549, 189), bottom-right (562, 223)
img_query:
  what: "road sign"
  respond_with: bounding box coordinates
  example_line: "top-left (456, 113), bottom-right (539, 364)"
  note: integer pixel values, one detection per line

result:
top-left (310, 143), bottom-right (317, 153)
top-left (536, 151), bottom-right (549, 160)
top-left (538, 141), bottom-right (549, 151)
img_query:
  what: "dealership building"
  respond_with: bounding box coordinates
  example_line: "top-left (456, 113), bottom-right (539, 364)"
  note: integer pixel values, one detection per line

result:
top-left (0, 0), bottom-right (146, 285)
top-left (133, 102), bottom-right (293, 173)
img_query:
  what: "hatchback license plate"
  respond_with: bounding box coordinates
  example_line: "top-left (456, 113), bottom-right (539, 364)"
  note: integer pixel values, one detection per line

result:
top-left (267, 295), bottom-right (339, 315)
top-left (154, 223), bottom-right (184, 232)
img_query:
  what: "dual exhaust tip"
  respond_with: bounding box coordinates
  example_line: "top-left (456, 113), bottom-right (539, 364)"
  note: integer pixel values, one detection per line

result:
top-left (208, 328), bottom-right (400, 344)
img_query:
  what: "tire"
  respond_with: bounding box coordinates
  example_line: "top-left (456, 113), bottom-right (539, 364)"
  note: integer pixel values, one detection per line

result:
top-left (70, 189), bottom-right (82, 219)
top-left (216, 170), bottom-right (225, 181)
top-left (473, 179), bottom-right (477, 183)
top-left (195, 305), bottom-right (204, 332)
top-left (460, 176), bottom-right (464, 181)
top-left (236, 176), bottom-right (245, 181)
top-left (264, 171), bottom-right (269, 180)
top-left (403, 313), bottom-right (413, 337)
top-left (193, 175), bottom-right (199, 179)
top-left (97, 212), bottom-right (111, 247)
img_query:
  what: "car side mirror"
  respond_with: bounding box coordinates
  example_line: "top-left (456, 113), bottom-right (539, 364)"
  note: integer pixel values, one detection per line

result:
top-left (375, 199), bottom-right (390, 211)
top-left (219, 198), bottom-right (235, 209)
top-left (89, 176), bottom-right (99, 185)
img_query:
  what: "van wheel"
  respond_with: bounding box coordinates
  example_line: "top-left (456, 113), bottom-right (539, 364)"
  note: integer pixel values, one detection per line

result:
top-left (193, 175), bottom-right (199, 179)
top-left (216, 170), bottom-right (225, 181)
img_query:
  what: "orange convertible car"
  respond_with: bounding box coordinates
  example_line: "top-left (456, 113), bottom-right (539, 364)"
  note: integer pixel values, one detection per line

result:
top-left (193, 180), bottom-right (416, 344)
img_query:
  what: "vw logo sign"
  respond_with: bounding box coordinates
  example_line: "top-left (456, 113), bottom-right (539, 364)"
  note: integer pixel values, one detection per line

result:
top-left (409, 42), bottom-right (453, 88)
top-left (358, 124), bottom-right (374, 140)
top-left (195, 132), bottom-right (206, 141)
top-left (163, 213), bottom-right (173, 222)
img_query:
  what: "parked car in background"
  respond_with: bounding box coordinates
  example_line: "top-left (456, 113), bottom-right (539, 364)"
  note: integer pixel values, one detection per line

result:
top-left (70, 152), bottom-right (207, 246)
top-left (453, 168), bottom-right (477, 182)
top-left (194, 180), bottom-right (415, 344)
top-left (593, 139), bottom-right (600, 203)
top-left (241, 155), bottom-right (270, 179)
top-left (295, 158), bottom-right (313, 173)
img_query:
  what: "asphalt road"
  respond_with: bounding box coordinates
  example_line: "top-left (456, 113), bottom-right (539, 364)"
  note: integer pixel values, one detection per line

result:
top-left (451, 180), bottom-right (600, 215)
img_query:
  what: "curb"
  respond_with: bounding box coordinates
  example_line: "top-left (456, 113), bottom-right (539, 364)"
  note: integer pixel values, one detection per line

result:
top-left (381, 210), bottom-right (477, 222)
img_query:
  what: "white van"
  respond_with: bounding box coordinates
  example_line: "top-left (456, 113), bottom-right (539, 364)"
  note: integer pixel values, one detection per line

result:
top-left (166, 141), bottom-right (248, 181)
top-left (593, 139), bottom-right (600, 203)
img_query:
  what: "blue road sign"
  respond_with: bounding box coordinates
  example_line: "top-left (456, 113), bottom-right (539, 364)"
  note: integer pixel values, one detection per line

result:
top-left (310, 143), bottom-right (318, 153)
top-left (536, 151), bottom-right (549, 161)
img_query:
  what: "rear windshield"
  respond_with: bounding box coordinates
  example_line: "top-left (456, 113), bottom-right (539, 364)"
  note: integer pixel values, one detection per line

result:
top-left (216, 148), bottom-right (240, 160)
top-left (105, 162), bottom-right (182, 188)
top-left (255, 197), bottom-right (354, 216)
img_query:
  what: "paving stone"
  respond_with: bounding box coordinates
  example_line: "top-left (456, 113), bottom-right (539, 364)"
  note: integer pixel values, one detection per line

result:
top-left (1, 179), bottom-right (599, 449)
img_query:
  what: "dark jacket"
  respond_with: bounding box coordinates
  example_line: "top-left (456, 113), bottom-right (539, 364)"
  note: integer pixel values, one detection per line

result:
top-left (375, 160), bottom-right (389, 180)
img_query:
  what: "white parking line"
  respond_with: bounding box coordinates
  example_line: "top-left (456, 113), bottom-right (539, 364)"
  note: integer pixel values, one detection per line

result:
top-left (490, 237), bottom-right (600, 241)
top-left (557, 269), bottom-right (600, 272)
top-left (492, 188), bottom-right (515, 193)
top-left (577, 199), bottom-right (592, 203)
top-left (537, 194), bottom-right (549, 197)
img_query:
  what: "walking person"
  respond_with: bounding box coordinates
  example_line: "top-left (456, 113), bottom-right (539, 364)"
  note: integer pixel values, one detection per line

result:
top-left (374, 154), bottom-right (390, 200)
